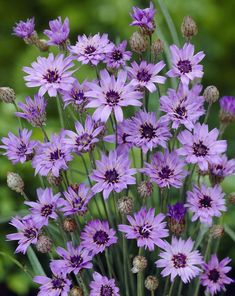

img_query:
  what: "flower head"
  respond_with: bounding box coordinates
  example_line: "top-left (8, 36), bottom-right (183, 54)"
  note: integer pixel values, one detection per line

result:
top-left (219, 96), bottom-right (235, 123)
top-left (90, 272), bottom-right (120, 296)
top-left (127, 60), bottom-right (166, 92)
top-left (13, 18), bottom-right (35, 39)
top-left (91, 150), bottom-right (136, 200)
top-left (44, 17), bottom-right (70, 46)
top-left (0, 129), bottom-right (36, 164)
top-left (209, 155), bottom-right (235, 183)
top-left (142, 150), bottom-right (187, 188)
top-left (105, 40), bottom-right (132, 69)
top-left (167, 203), bottom-right (186, 222)
top-left (23, 53), bottom-right (75, 97)
top-left (86, 69), bottom-right (142, 122)
top-left (167, 43), bottom-right (205, 85)
top-left (70, 33), bottom-right (113, 66)
top-left (185, 184), bottom-right (226, 225)
top-left (177, 123), bottom-right (227, 170)
top-left (80, 219), bottom-right (117, 255)
top-left (200, 255), bottom-right (233, 295)
top-left (15, 93), bottom-right (47, 127)
top-left (156, 237), bottom-right (203, 283)
top-left (118, 207), bottom-right (168, 251)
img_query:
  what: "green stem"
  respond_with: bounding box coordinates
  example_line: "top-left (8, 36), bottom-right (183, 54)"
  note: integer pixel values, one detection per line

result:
top-left (204, 103), bottom-right (212, 123)
top-left (40, 125), bottom-right (49, 142)
top-left (137, 248), bottom-right (144, 296)
top-left (122, 216), bottom-right (130, 296)
top-left (21, 191), bottom-right (29, 201)
top-left (168, 279), bottom-right (175, 296)
top-left (177, 280), bottom-right (183, 296)
top-left (56, 96), bottom-right (65, 128)
top-left (105, 249), bottom-right (114, 278)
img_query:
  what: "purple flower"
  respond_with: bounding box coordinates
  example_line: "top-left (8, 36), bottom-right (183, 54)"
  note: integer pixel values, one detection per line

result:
top-left (34, 266), bottom-right (71, 296)
top-left (58, 184), bottom-right (93, 216)
top-left (80, 219), bottom-right (117, 255)
top-left (209, 155), bottom-right (235, 183)
top-left (167, 43), bottom-right (205, 85)
top-left (160, 83), bottom-right (205, 130)
top-left (105, 40), bottom-right (132, 69)
top-left (201, 255), bottom-right (233, 295)
top-left (23, 53), bottom-right (75, 97)
top-left (167, 203), bottom-right (186, 222)
top-left (185, 184), bottom-right (226, 225)
top-left (65, 116), bottom-right (103, 153)
top-left (15, 93), bottom-right (47, 127)
top-left (70, 33), bottom-right (113, 66)
top-left (156, 237), bottom-right (203, 283)
top-left (90, 272), bottom-right (120, 296)
top-left (220, 96), bottom-right (235, 122)
top-left (6, 215), bottom-right (41, 254)
top-left (32, 131), bottom-right (72, 177)
top-left (130, 2), bottom-right (156, 33)
top-left (0, 129), bottom-right (36, 164)
top-left (126, 110), bottom-right (171, 153)
top-left (91, 150), bottom-right (136, 200)
top-left (86, 69), bottom-right (142, 122)
top-left (13, 18), bottom-right (35, 39)
top-left (25, 188), bottom-right (61, 226)
top-left (50, 242), bottom-right (93, 275)
top-left (141, 150), bottom-right (187, 188)
top-left (118, 207), bottom-right (168, 251)
top-left (127, 60), bottom-right (166, 93)
top-left (177, 123), bottom-right (227, 171)
top-left (44, 17), bottom-right (70, 46)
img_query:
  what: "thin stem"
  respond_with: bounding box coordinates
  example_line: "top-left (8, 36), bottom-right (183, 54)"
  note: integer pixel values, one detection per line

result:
top-left (204, 103), bottom-right (212, 123)
top-left (122, 216), bottom-right (130, 296)
top-left (137, 248), bottom-right (144, 296)
top-left (168, 279), bottom-right (175, 296)
top-left (21, 191), bottom-right (29, 201)
top-left (40, 125), bottom-right (49, 142)
top-left (56, 96), bottom-right (65, 128)
top-left (13, 102), bottom-right (23, 129)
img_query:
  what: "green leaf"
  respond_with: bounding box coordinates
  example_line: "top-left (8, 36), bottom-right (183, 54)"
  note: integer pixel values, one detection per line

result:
top-left (27, 246), bottom-right (46, 276)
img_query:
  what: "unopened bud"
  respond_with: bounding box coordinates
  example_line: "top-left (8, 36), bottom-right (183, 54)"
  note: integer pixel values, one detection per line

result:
top-left (228, 193), bottom-right (235, 205)
top-left (181, 16), bottom-right (198, 39)
top-left (117, 196), bottom-right (133, 214)
top-left (0, 87), bottom-right (16, 103)
top-left (70, 286), bottom-right (83, 296)
top-left (63, 218), bottom-right (77, 232)
top-left (36, 235), bottom-right (52, 253)
top-left (151, 39), bottom-right (164, 56)
top-left (140, 21), bottom-right (156, 36)
top-left (132, 255), bottom-right (147, 273)
top-left (25, 33), bottom-right (49, 52)
top-left (129, 32), bottom-right (148, 54)
top-left (145, 275), bottom-right (159, 291)
top-left (7, 172), bottom-right (24, 193)
top-left (210, 225), bottom-right (224, 239)
top-left (138, 181), bottom-right (153, 198)
top-left (47, 172), bottom-right (62, 186)
top-left (203, 86), bottom-right (219, 104)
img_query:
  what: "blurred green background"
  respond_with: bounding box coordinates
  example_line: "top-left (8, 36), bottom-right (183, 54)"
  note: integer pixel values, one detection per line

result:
top-left (0, 0), bottom-right (235, 295)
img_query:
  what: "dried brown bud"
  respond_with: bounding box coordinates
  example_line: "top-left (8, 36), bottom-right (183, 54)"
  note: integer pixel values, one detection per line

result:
top-left (203, 86), bottom-right (220, 104)
top-left (145, 275), bottom-right (159, 291)
top-left (0, 87), bottom-right (16, 103)
top-left (210, 225), bottom-right (224, 239)
top-left (138, 181), bottom-right (153, 198)
top-left (132, 255), bottom-right (147, 273)
top-left (167, 217), bottom-right (185, 236)
top-left (140, 21), bottom-right (156, 36)
top-left (63, 218), bottom-right (77, 232)
top-left (7, 172), bottom-right (24, 193)
top-left (181, 16), bottom-right (198, 39)
top-left (151, 39), bottom-right (164, 56)
top-left (117, 196), bottom-right (133, 214)
top-left (36, 235), bottom-right (52, 253)
top-left (47, 172), bottom-right (62, 187)
top-left (228, 193), bottom-right (235, 205)
top-left (70, 286), bottom-right (83, 296)
top-left (129, 32), bottom-right (148, 54)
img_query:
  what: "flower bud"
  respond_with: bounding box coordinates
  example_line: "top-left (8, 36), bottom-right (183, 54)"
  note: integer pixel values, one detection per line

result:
top-left (145, 275), bottom-right (159, 291)
top-left (151, 39), bottom-right (164, 56)
top-left (131, 255), bottom-right (147, 273)
top-left (129, 32), bottom-right (148, 54)
top-left (137, 181), bottom-right (153, 198)
top-left (36, 235), bottom-right (53, 253)
top-left (167, 203), bottom-right (186, 235)
top-left (70, 286), bottom-right (83, 296)
top-left (7, 172), bottom-right (24, 193)
top-left (117, 196), bottom-right (133, 214)
top-left (210, 225), bottom-right (224, 239)
top-left (203, 86), bottom-right (219, 104)
top-left (47, 172), bottom-right (62, 186)
top-left (140, 21), bottom-right (156, 36)
top-left (25, 33), bottom-right (49, 52)
top-left (63, 218), bottom-right (77, 232)
top-left (181, 16), bottom-right (198, 39)
top-left (0, 87), bottom-right (16, 103)
top-left (228, 192), bottom-right (235, 205)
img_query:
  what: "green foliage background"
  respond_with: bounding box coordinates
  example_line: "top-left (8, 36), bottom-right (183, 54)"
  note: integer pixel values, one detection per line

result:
top-left (0, 0), bottom-right (235, 294)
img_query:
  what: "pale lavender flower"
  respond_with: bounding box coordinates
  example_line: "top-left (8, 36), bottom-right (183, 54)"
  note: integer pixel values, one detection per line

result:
top-left (6, 215), bottom-right (41, 254)
top-left (126, 110), bottom-right (171, 153)
top-left (105, 40), bottom-right (132, 69)
top-left (90, 272), bottom-right (120, 296)
top-left (44, 17), bottom-right (70, 46)
top-left (23, 53), bottom-right (75, 97)
top-left (127, 60), bottom-right (166, 92)
top-left (209, 155), bottom-right (235, 183)
top-left (201, 255), bottom-right (233, 295)
top-left (32, 131), bottom-right (72, 177)
top-left (185, 184), bottom-right (226, 225)
top-left (0, 129), bottom-right (36, 164)
top-left (177, 123), bottom-right (227, 171)
top-left (130, 2), bottom-right (156, 33)
top-left (15, 93), bottom-right (47, 127)
top-left (13, 18), bottom-right (35, 39)
top-left (25, 188), bottom-right (61, 226)
top-left (65, 115), bottom-right (103, 153)
top-left (160, 83), bottom-right (205, 130)
top-left (58, 184), bottom-right (93, 216)
top-left (91, 150), bottom-right (136, 200)
top-left (50, 242), bottom-right (93, 275)
top-left (86, 69), bottom-right (142, 122)
top-left (167, 43), bottom-right (205, 85)
top-left (70, 33), bottom-right (113, 66)
top-left (80, 219), bottom-right (117, 255)
top-left (118, 207), bottom-right (168, 251)
top-left (156, 237), bottom-right (203, 283)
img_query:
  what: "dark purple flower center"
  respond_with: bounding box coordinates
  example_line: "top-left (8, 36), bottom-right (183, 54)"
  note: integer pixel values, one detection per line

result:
top-left (41, 204), bottom-right (53, 217)
top-left (199, 195), bottom-right (212, 208)
top-left (18, 143), bottom-right (28, 156)
top-left (72, 89), bottom-right (85, 102)
top-left (72, 197), bottom-right (83, 209)
top-left (208, 268), bottom-right (220, 283)
top-left (50, 149), bottom-right (64, 161)
top-left (112, 50), bottom-right (123, 61)
top-left (24, 228), bottom-right (37, 239)
top-left (177, 60), bottom-right (192, 74)
top-left (138, 225), bottom-right (152, 238)
top-left (44, 69), bottom-right (60, 83)
top-left (172, 253), bottom-right (187, 268)
top-left (105, 169), bottom-right (119, 184)
top-left (140, 123), bottom-right (156, 139)
top-left (100, 284), bottom-right (113, 296)
top-left (85, 45), bottom-right (96, 55)
top-left (137, 70), bottom-right (151, 82)
top-left (93, 230), bottom-right (109, 245)
top-left (70, 255), bottom-right (83, 268)
top-left (193, 141), bottom-right (209, 157)
top-left (76, 133), bottom-right (92, 148)
top-left (122, 133), bottom-right (129, 144)
top-left (158, 166), bottom-right (174, 179)
top-left (52, 277), bottom-right (65, 290)
top-left (106, 90), bottom-right (120, 106)
top-left (175, 106), bottom-right (187, 119)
